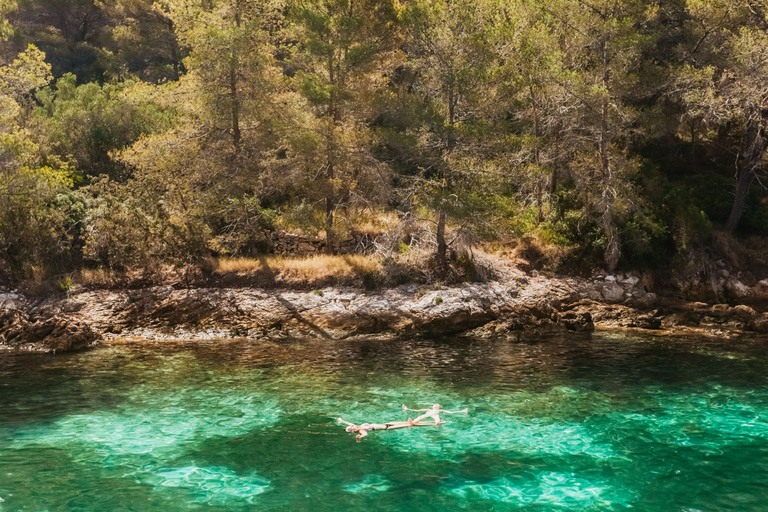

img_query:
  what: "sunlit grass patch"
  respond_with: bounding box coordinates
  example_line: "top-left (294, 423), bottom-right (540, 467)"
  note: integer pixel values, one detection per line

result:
top-left (78, 268), bottom-right (116, 286)
top-left (215, 254), bottom-right (381, 282)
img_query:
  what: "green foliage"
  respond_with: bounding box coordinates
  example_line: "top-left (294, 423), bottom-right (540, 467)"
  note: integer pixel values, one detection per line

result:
top-left (1, 0), bottom-right (768, 283)
top-left (0, 0), bottom-right (15, 40)
top-left (58, 275), bottom-right (72, 294)
top-left (434, 296), bottom-right (443, 305)
top-left (0, 44), bottom-right (52, 100)
top-left (81, 176), bottom-right (211, 270)
top-left (286, 0), bottom-right (403, 251)
top-left (209, 196), bottom-right (278, 256)
top-left (7, 0), bottom-right (184, 83)
top-left (0, 165), bottom-right (80, 277)
top-left (34, 74), bottom-right (177, 180)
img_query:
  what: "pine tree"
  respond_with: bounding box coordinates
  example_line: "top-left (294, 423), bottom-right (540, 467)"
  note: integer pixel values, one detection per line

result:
top-left (675, 0), bottom-right (768, 233)
top-left (398, 0), bottom-right (508, 262)
top-left (288, 0), bottom-right (401, 253)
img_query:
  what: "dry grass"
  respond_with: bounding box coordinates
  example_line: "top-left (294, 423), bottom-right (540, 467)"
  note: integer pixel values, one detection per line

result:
top-left (215, 254), bottom-right (381, 281)
top-left (78, 268), bottom-right (116, 286)
top-left (19, 255), bottom-right (384, 294)
top-left (23, 246), bottom-right (507, 295)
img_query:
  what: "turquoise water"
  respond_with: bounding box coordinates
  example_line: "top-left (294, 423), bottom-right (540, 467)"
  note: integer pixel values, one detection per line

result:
top-left (2, 333), bottom-right (768, 511)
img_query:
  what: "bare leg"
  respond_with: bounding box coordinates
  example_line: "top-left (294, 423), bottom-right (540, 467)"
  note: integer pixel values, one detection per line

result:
top-left (412, 413), bottom-right (431, 423)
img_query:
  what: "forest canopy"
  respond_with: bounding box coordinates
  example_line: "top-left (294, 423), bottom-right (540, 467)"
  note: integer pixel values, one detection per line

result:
top-left (2, 0), bottom-right (768, 283)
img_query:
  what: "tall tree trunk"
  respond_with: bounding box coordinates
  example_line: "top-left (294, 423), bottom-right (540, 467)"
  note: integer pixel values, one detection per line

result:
top-left (436, 84), bottom-right (456, 263)
top-left (726, 118), bottom-right (767, 232)
top-left (325, 53), bottom-right (337, 255)
top-left (549, 121), bottom-right (561, 212)
top-left (600, 41), bottom-right (619, 273)
top-left (691, 118), bottom-right (697, 175)
top-left (229, 65), bottom-right (240, 150)
top-left (326, 161), bottom-right (335, 255)
top-left (603, 205), bottom-right (620, 273)
top-left (167, 18), bottom-right (183, 79)
top-left (599, 104), bottom-right (610, 179)
top-left (531, 86), bottom-right (543, 224)
top-left (230, 1), bottom-right (241, 151)
top-left (436, 210), bottom-right (447, 261)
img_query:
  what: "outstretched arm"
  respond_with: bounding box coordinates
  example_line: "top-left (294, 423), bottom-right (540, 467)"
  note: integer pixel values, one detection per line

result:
top-left (441, 408), bottom-right (469, 414)
top-left (338, 417), bottom-right (355, 427)
top-left (402, 405), bottom-right (429, 412)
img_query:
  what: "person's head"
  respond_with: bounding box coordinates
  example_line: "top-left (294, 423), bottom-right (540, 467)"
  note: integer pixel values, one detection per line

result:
top-left (432, 404), bottom-right (440, 410)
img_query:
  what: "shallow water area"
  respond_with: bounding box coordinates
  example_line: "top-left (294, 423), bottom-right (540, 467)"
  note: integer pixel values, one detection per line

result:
top-left (2, 332), bottom-right (768, 511)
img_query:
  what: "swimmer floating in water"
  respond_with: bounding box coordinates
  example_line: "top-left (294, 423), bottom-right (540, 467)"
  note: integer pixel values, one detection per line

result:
top-left (402, 404), bottom-right (469, 426)
top-left (338, 417), bottom-right (442, 441)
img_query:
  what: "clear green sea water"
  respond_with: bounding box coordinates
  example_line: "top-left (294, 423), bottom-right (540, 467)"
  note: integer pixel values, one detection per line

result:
top-left (2, 333), bottom-right (768, 511)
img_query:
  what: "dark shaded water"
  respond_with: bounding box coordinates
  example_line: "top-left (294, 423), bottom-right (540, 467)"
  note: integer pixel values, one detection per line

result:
top-left (2, 332), bottom-right (768, 511)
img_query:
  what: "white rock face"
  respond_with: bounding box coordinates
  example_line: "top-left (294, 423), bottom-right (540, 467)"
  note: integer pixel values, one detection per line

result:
top-left (604, 275), bottom-right (616, 282)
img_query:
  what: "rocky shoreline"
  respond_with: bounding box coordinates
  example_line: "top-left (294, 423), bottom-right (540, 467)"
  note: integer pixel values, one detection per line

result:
top-left (2, 266), bottom-right (768, 352)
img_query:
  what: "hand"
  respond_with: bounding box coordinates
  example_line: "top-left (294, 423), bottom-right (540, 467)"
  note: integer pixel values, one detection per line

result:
top-left (402, 404), bottom-right (408, 411)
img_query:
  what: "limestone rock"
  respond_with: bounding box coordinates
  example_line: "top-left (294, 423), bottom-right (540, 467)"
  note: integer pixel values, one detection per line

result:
top-left (602, 282), bottom-right (625, 303)
top-left (749, 314), bottom-right (768, 333)
top-left (1, 313), bottom-right (99, 352)
top-left (725, 277), bottom-right (750, 298)
top-left (586, 288), bottom-right (603, 301)
top-left (0, 292), bottom-right (24, 310)
top-left (5, 263), bottom-right (766, 344)
top-left (625, 290), bottom-right (658, 308)
top-left (730, 305), bottom-right (757, 319)
top-left (558, 311), bottom-right (594, 332)
top-left (754, 279), bottom-right (768, 298)
top-left (618, 274), bottom-right (640, 286)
